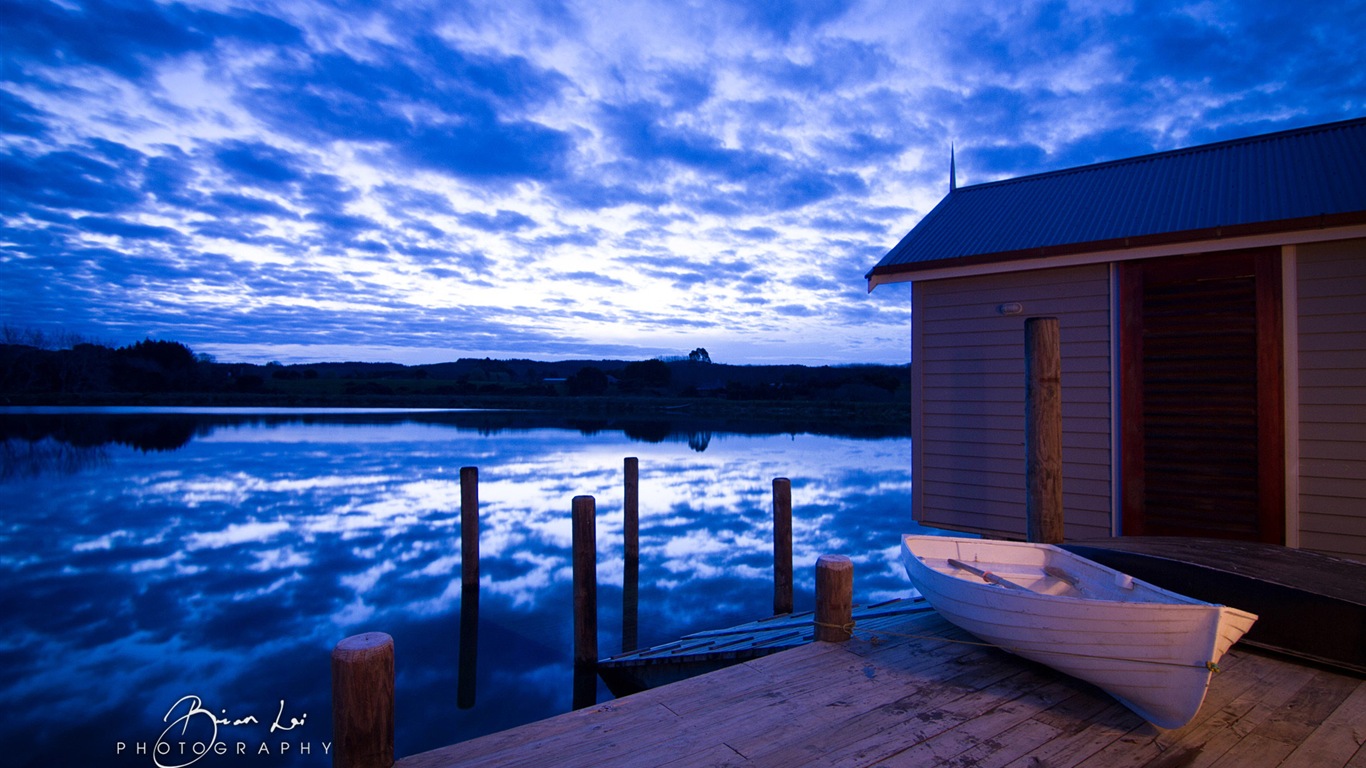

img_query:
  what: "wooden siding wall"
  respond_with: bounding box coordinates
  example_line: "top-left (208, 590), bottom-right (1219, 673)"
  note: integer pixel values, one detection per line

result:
top-left (912, 265), bottom-right (1112, 540)
top-left (1296, 238), bottom-right (1366, 561)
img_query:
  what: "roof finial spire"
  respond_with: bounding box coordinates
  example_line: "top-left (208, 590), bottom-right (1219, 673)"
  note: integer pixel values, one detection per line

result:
top-left (950, 143), bottom-right (957, 192)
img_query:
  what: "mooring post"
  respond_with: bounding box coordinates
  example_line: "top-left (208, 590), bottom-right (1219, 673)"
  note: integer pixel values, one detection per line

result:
top-left (460, 466), bottom-right (479, 587)
top-left (457, 467), bottom-right (481, 710)
top-left (773, 477), bottom-right (793, 615)
top-left (1025, 317), bottom-right (1064, 545)
top-left (623, 458), bottom-right (639, 653)
top-left (572, 495), bottom-right (597, 709)
top-left (813, 555), bottom-right (853, 642)
top-left (624, 458), bottom-right (639, 564)
top-left (332, 632), bottom-right (395, 768)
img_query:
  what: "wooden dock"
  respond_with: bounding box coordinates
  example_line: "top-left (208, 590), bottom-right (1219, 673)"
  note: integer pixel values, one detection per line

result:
top-left (598, 597), bottom-right (933, 695)
top-left (394, 609), bottom-right (1366, 768)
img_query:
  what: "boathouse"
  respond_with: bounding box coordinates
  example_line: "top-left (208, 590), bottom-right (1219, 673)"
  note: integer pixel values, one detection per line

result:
top-left (866, 117), bottom-right (1366, 561)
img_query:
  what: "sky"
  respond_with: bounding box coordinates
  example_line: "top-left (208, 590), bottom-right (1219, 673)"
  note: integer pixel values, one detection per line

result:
top-left (2, 0), bottom-right (1364, 366)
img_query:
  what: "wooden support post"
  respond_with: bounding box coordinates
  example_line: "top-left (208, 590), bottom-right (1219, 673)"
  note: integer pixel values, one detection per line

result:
top-left (457, 467), bottom-right (480, 710)
top-left (624, 458), bottom-right (639, 563)
top-left (773, 477), bottom-right (793, 615)
top-left (1025, 317), bottom-right (1065, 545)
top-left (460, 466), bottom-right (479, 588)
top-left (332, 632), bottom-right (394, 768)
top-left (622, 458), bottom-right (639, 653)
top-left (813, 555), bottom-right (853, 642)
top-left (572, 495), bottom-right (597, 709)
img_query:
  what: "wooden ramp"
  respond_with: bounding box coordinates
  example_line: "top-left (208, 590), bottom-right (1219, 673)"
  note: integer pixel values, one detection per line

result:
top-left (598, 597), bottom-right (932, 695)
top-left (396, 610), bottom-right (1366, 768)
top-left (1064, 538), bottom-right (1366, 675)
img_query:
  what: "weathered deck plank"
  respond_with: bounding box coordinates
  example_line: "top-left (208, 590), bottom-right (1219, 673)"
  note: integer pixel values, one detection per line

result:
top-left (999, 693), bottom-right (1143, 768)
top-left (395, 611), bottom-right (1366, 768)
top-left (1277, 681), bottom-right (1366, 768)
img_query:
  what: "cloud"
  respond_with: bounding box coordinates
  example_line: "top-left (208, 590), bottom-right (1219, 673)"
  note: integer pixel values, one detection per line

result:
top-left (213, 140), bottom-right (305, 187)
top-left (74, 215), bottom-right (185, 242)
top-left (0, 0), bottom-right (305, 85)
top-left (0, 0), bottom-right (211, 80)
top-left (403, 120), bottom-right (572, 180)
top-left (600, 100), bottom-right (768, 179)
top-left (723, 0), bottom-right (857, 41)
top-left (0, 146), bottom-right (146, 215)
top-left (239, 32), bottom-right (575, 182)
top-left (459, 209), bottom-right (538, 233)
top-left (0, 91), bottom-right (48, 137)
top-left (1, 0), bottom-right (1363, 365)
top-left (555, 271), bottom-right (628, 288)
top-left (206, 192), bottom-right (298, 221)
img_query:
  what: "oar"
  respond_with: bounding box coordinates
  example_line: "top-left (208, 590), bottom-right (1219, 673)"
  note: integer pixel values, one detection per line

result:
top-left (948, 558), bottom-right (1029, 591)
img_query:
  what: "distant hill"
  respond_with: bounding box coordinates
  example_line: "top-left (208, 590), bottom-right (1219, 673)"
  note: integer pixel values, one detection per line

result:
top-left (0, 340), bottom-right (911, 410)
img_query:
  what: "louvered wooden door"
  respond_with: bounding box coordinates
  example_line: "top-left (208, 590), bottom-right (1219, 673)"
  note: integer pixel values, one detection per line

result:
top-left (1120, 249), bottom-right (1284, 542)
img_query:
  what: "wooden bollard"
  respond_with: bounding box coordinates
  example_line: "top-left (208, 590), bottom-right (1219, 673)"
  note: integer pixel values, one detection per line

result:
top-left (773, 478), bottom-right (793, 615)
top-left (332, 632), bottom-right (394, 768)
top-left (572, 495), bottom-right (598, 710)
top-left (624, 458), bottom-right (639, 564)
top-left (814, 555), bottom-right (853, 642)
top-left (460, 466), bottom-right (479, 587)
top-left (1025, 317), bottom-right (1064, 545)
top-left (572, 495), bottom-right (597, 660)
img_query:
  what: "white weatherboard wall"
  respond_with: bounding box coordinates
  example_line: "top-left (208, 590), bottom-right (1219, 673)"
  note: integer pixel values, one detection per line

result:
top-left (1296, 237), bottom-right (1366, 562)
top-left (911, 264), bottom-right (1112, 540)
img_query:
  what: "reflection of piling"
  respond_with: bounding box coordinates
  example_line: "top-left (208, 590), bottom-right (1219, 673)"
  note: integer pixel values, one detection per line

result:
top-left (1025, 318), bottom-right (1064, 545)
top-left (332, 632), bottom-right (395, 768)
top-left (572, 495), bottom-right (597, 710)
top-left (814, 555), bottom-right (853, 642)
top-left (457, 584), bottom-right (479, 710)
top-left (623, 458), bottom-right (639, 653)
top-left (773, 477), bottom-right (793, 615)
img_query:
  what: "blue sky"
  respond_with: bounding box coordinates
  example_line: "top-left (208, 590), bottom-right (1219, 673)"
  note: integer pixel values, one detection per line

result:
top-left (2, 0), bottom-right (1363, 365)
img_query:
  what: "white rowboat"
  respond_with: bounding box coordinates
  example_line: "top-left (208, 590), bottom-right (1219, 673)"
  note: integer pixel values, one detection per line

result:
top-left (900, 535), bottom-right (1258, 729)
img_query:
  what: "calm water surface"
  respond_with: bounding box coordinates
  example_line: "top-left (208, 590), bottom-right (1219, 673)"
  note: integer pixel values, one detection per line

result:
top-left (1, 408), bottom-right (920, 767)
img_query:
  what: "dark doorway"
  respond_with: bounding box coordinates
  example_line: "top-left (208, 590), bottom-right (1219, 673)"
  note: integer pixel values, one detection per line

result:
top-left (1119, 248), bottom-right (1284, 542)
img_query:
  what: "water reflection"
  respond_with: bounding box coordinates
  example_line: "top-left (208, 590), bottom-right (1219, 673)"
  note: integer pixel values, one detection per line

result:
top-left (0, 408), bottom-right (915, 767)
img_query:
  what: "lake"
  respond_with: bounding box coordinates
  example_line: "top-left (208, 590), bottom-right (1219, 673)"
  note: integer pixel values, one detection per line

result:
top-left (0, 407), bottom-right (920, 767)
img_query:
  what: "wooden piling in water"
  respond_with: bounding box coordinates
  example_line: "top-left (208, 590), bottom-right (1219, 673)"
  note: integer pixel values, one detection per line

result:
top-left (813, 555), bottom-right (853, 642)
top-left (773, 477), bottom-right (793, 615)
top-left (624, 458), bottom-right (639, 563)
top-left (623, 458), bottom-right (639, 653)
top-left (332, 632), bottom-right (395, 768)
top-left (460, 467), bottom-right (479, 587)
top-left (572, 495), bottom-right (597, 709)
top-left (1025, 317), bottom-right (1064, 545)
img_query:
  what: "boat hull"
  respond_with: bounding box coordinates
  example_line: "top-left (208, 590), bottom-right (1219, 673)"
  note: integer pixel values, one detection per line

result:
top-left (900, 535), bottom-right (1257, 729)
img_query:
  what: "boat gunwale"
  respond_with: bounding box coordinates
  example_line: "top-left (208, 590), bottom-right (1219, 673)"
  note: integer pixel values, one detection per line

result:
top-left (901, 534), bottom-right (1256, 618)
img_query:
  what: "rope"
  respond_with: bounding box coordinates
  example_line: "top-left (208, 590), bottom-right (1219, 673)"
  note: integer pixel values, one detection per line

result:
top-left (813, 620), bottom-right (857, 635)
top-left (818, 620), bottom-right (1221, 673)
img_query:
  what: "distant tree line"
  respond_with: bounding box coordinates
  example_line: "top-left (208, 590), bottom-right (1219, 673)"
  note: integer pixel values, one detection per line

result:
top-left (0, 331), bottom-right (910, 404)
top-left (1, 336), bottom-right (207, 394)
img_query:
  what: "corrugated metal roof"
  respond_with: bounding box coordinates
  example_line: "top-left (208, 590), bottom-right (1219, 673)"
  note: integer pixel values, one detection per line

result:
top-left (868, 117), bottom-right (1366, 281)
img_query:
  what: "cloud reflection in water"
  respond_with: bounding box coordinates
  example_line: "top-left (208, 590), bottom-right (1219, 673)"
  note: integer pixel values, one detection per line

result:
top-left (0, 411), bottom-right (915, 766)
